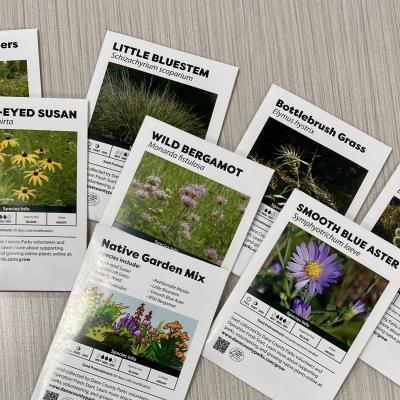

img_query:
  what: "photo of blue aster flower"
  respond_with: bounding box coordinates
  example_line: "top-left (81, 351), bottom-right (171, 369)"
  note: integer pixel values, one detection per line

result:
top-left (248, 223), bottom-right (388, 348)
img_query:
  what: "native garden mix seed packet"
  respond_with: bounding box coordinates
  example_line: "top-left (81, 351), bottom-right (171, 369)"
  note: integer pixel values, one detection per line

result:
top-left (87, 31), bottom-right (238, 221)
top-left (233, 84), bottom-right (391, 275)
top-left (203, 190), bottom-right (400, 400)
top-left (0, 29), bottom-right (41, 97)
top-left (0, 97), bottom-right (88, 290)
top-left (31, 118), bottom-right (272, 400)
top-left (359, 165), bottom-right (400, 385)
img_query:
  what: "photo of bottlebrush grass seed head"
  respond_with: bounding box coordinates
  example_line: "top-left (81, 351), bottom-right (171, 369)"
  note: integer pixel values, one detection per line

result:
top-left (67, 287), bottom-right (197, 372)
top-left (0, 60), bottom-right (29, 96)
top-left (249, 117), bottom-right (368, 213)
top-left (0, 129), bottom-right (77, 209)
top-left (89, 62), bottom-right (217, 148)
top-left (371, 196), bottom-right (400, 246)
top-left (249, 223), bottom-right (388, 347)
top-left (114, 152), bottom-right (250, 266)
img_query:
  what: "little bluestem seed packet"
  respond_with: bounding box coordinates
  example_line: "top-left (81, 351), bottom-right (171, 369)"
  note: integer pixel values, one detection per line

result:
top-left (86, 31), bottom-right (238, 222)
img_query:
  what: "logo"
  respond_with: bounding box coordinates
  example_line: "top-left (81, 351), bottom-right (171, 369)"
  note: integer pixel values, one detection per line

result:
top-left (229, 347), bottom-right (244, 362)
top-left (88, 192), bottom-right (100, 206)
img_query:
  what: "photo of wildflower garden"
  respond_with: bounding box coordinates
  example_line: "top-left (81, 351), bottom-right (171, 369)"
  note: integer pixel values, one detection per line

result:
top-left (113, 152), bottom-right (249, 266)
top-left (249, 117), bottom-right (368, 213)
top-left (68, 287), bottom-right (197, 375)
top-left (0, 60), bottom-right (29, 96)
top-left (371, 196), bottom-right (400, 246)
top-left (0, 129), bottom-right (77, 211)
top-left (248, 223), bottom-right (388, 349)
top-left (89, 62), bottom-right (217, 149)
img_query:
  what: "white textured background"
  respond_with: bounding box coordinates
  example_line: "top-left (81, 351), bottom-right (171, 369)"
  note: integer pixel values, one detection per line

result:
top-left (0, 1), bottom-right (400, 398)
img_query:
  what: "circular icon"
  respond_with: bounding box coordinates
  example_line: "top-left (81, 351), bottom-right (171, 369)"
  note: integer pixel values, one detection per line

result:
top-left (88, 192), bottom-right (100, 206)
top-left (229, 347), bottom-right (244, 362)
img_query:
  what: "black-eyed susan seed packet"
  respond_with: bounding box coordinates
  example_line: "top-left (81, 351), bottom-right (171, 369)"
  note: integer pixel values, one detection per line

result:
top-left (360, 165), bottom-right (400, 385)
top-left (0, 29), bottom-right (41, 97)
top-left (232, 84), bottom-right (391, 276)
top-left (0, 97), bottom-right (88, 290)
top-left (100, 116), bottom-right (273, 272)
top-left (86, 31), bottom-right (238, 222)
top-left (203, 189), bottom-right (400, 400)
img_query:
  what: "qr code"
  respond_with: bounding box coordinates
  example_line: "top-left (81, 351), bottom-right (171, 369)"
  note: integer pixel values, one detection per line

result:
top-left (213, 336), bottom-right (230, 354)
top-left (43, 390), bottom-right (59, 400)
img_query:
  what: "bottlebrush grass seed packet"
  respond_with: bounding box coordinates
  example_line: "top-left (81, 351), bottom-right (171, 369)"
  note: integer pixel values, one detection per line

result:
top-left (203, 189), bottom-right (400, 400)
top-left (86, 31), bottom-right (238, 222)
top-left (233, 84), bottom-right (391, 275)
top-left (360, 165), bottom-right (400, 385)
top-left (0, 29), bottom-right (41, 97)
top-left (0, 97), bottom-right (88, 290)
top-left (101, 116), bottom-right (273, 271)
top-left (31, 118), bottom-right (272, 400)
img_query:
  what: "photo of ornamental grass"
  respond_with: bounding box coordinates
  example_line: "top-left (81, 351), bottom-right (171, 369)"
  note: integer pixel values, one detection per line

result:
top-left (89, 62), bottom-right (217, 148)
top-left (0, 129), bottom-right (77, 209)
top-left (67, 287), bottom-right (197, 372)
top-left (114, 152), bottom-right (250, 266)
top-left (249, 223), bottom-right (388, 347)
top-left (0, 60), bottom-right (29, 96)
top-left (249, 117), bottom-right (368, 213)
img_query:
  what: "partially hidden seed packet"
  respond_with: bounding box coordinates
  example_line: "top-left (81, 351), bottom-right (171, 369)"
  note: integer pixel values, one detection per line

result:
top-left (360, 165), bottom-right (400, 385)
top-left (233, 84), bottom-right (391, 275)
top-left (0, 29), bottom-right (41, 97)
top-left (0, 97), bottom-right (88, 290)
top-left (31, 118), bottom-right (272, 400)
top-left (101, 116), bottom-right (273, 270)
top-left (87, 31), bottom-right (238, 222)
top-left (203, 189), bottom-right (400, 400)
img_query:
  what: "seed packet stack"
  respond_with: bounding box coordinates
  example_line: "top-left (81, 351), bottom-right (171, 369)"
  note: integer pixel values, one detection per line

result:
top-left (31, 117), bottom-right (274, 400)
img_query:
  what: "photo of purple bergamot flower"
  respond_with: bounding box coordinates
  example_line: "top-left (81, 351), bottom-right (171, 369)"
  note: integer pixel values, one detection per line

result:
top-left (287, 240), bottom-right (342, 296)
top-left (290, 298), bottom-right (311, 320)
top-left (115, 152), bottom-right (250, 268)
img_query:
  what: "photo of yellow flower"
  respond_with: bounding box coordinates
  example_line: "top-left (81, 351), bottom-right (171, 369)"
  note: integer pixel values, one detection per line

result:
top-left (12, 187), bottom-right (36, 202)
top-left (24, 170), bottom-right (49, 186)
top-left (0, 136), bottom-right (19, 149)
top-left (0, 129), bottom-right (77, 210)
top-left (11, 152), bottom-right (39, 167)
top-left (38, 158), bottom-right (63, 172)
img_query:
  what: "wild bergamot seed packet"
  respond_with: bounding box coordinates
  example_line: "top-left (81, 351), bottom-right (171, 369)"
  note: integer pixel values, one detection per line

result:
top-left (0, 97), bottom-right (88, 290)
top-left (360, 165), bottom-right (400, 385)
top-left (203, 189), bottom-right (400, 400)
top-left (233, 84), bottom-right (392, 276)
top-left (0, 29), bottom-right (41, 97)
top-left (31, 117), bottom-right (272, 400)
top-left (86, 31), bottom-right (238, 222)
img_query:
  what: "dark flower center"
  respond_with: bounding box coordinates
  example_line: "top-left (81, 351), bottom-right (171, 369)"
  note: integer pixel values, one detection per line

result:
top-left (33, 171), bottom-right (38, 176)
top-left (5, 136), bottom-right (11, 140)
top-left (39, 148), bottom-right (43, 152)
top-left (22, 153), bottom-right (27, 157)
top-left (22, 189), bottom-right (27, 194)
top-left (47, 158), bottom-right (52, 163)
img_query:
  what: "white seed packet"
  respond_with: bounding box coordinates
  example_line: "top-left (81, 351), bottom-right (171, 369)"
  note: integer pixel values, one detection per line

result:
top-left (87, 31), bottom-right (238, 222)
top-left (203, 189), bottom-right (400, 400)
top-left (359, 165), bottom-right (400, 385)
top-left (233, 84), bottom-right (391, 275)
top-left (0, 29), bottom-right (41, 97)
top-left (31, 118), bottom-right (272, 400)
top-left (101, 116), bottom-right (272, 270)
top-left (0, 97), bottom-right (88, 290)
